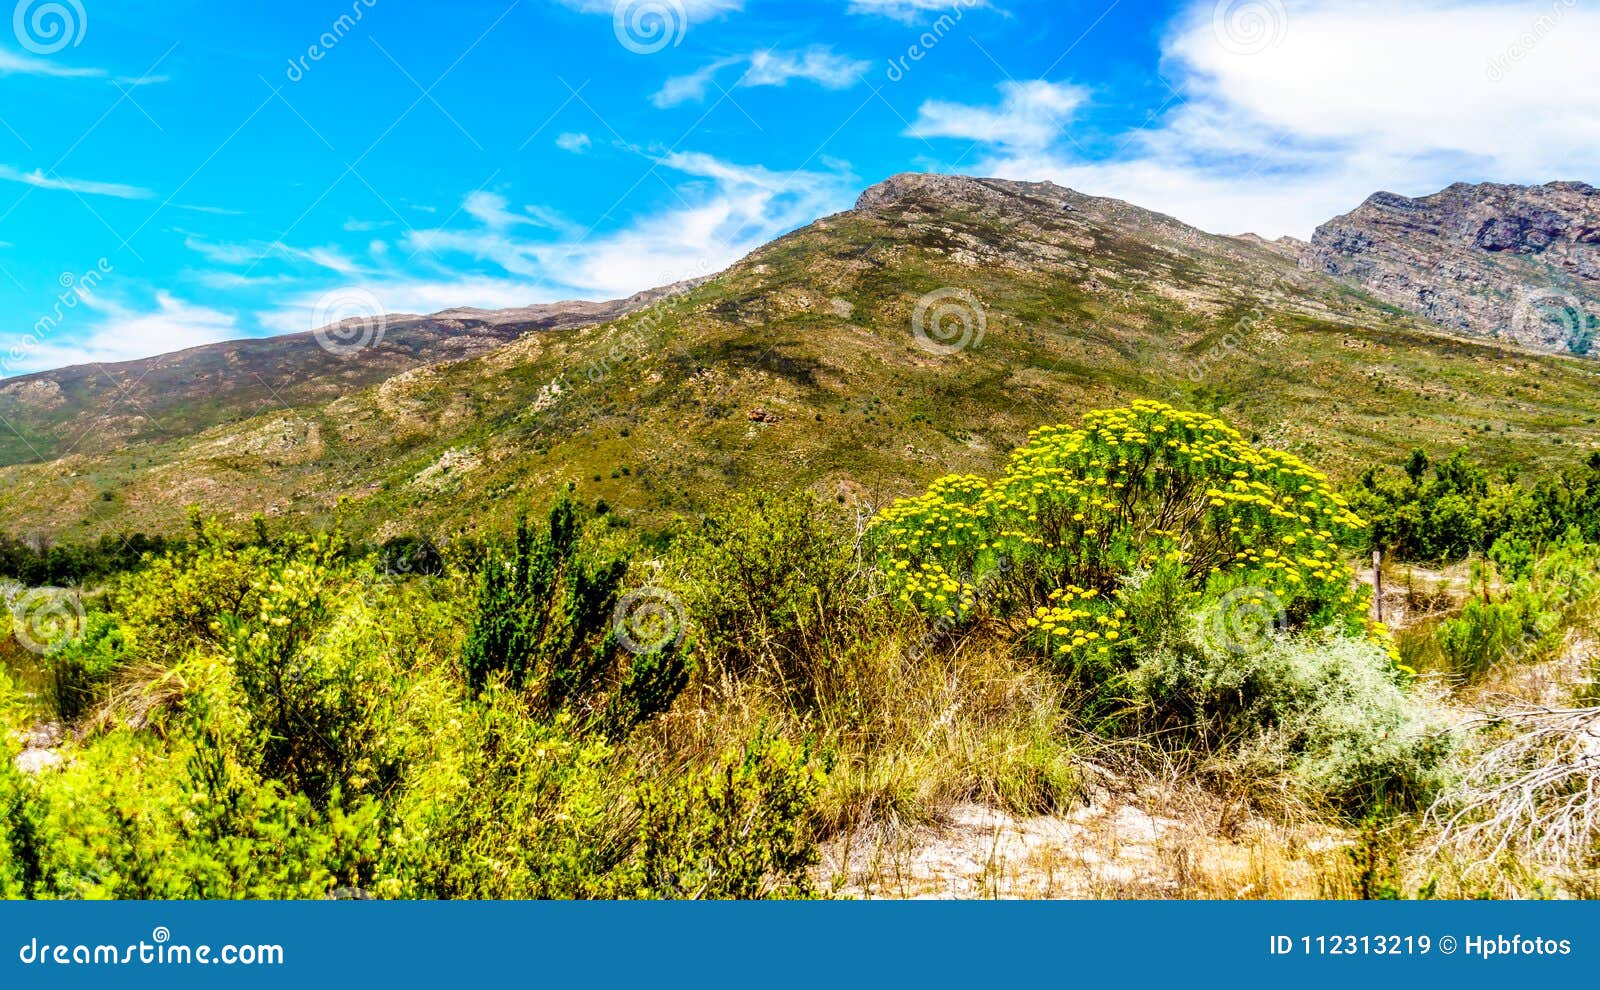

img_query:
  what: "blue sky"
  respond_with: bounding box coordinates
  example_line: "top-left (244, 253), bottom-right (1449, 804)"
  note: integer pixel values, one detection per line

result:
top-left (0, 0), bottom-right (1595, 374)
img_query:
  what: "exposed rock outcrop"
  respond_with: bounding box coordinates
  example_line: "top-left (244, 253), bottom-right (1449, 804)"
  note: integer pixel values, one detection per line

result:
top-left (1305, 181), bottom-right (1600, 353)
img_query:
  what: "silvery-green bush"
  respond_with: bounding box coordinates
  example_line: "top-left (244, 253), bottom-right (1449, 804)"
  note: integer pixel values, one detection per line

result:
top-left (1127, 631), bottom-right (1453, 812)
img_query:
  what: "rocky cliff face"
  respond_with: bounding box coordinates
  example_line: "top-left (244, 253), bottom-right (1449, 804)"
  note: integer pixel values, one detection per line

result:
top-left (1305, 181), bottom-right (1600, 353)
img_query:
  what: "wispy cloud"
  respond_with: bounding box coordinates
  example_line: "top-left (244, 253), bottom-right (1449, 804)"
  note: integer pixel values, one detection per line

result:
top-left (556, 131), bottom-right (592, 153)
top-left (0, 163), bottom-right (153, 199)
top-left (182, 234), bottom-right (369, 276)
top-left (0, 49), bottom-right (101, 78)
top-left (174, 203), bottom-right (245, 217)
top-left (907, 80), bottom-right (1087, 151)
top-left (846, 0), bottom-right (987, 22)
top-left (655, 46), bottom-right (869, 107)
top-left (0, 49), bottom-right (170, 86)
top-left (248, 150), bottom-right (856, 335)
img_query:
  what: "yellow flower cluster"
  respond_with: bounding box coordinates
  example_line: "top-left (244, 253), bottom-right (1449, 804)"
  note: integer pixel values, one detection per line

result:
top-left (872, 401), bottom-right (1376, 659)
top-left (1025, 585), bottom-right (1128, 660)
top-left (874, 474), bottom-right (994, 619)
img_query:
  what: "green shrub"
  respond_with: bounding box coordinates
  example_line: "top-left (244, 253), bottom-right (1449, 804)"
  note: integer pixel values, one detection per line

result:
top-left (671, 490), bottom-right (861, 688)
top-left (14, 729), bottom-right (382, 899)
top-left (380, 690), bottom-right (628, 899)
top-left (461, 499), bottom-right (686, 734)
top-left (1350, 447), bottom-right (1600, 566)
top-left (376, 536), bottom-right (445, 577)
top-left (629, 734), bottom-right (822, 899)
top-left (381, 695), bottom-right (820, 900)
top-left (45, 612), bottom-right (124, 723)
top-left (0, 669), bottom-right (35, 899)
top-left (1126, 633), bottom-right (1452, 813)
top-left (1428, 545), bottom-right (1600, 682)
top-left (1434, 595), bottom-right (1546, 682)
top-left (208, 545), bottom-right (421, 805)
top-left (105, 515), bottom-right (285, 666)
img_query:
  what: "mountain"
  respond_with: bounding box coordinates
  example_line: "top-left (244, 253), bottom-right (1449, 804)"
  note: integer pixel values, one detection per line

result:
top-left (1302, 181), bottom-right (1600, 354)
top-left (0, 282), bottom-right (699, 467)
top-left (3, 173), bottom-right (1600, 543)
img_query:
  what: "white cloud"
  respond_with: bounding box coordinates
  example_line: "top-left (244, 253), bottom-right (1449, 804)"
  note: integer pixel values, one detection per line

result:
top-left (267, 150), bottom-right (858, 325)
top-left (906, 80), bottom-right (1087, 151)
top-left (847, 0), bottom-right (988, 21)
top-left (0, 164), bottom-right (152, 199)
top-left (653, 58), bottom-right (738, 108)
top-left (921, 0), bottom-right (1600, 238)
top-left (182, 235), bottom-right (368, 276)
top-left (281, 244), bottom-right (365, 276)
top-left (556, 131), bottom-right (593, 153)
top-left (0, 50), bottom-right (170, 86)
top-left (183, 235), bottom-right (263, 266)
top-left (654, 47), bottom-right (869, 107)
top-left (0, 50), bottom-right (102, 79)
top-left (3, 292), bottom-right (238, 374)
top-left (462, 190), bottom-right (534, 230)
top-left (743, 48), bottom-right (868, 89)
top-left (174, 203), bottom-right (245, 217)
top-left (191, 271), bottom-right (296, 291)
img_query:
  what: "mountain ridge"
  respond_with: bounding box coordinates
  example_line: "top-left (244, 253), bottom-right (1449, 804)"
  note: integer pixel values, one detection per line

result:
top-left (0, 279), bottom-right (704, 466)
top-left (2, 172), bottom-right (1599, 543)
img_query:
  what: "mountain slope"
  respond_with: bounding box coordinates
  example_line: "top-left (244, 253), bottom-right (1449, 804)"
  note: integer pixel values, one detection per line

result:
top-left (4, 173), bottom-right (1600, 543)
top-left (0, 282), bottom-right (697, 466)
top-left (1303, 181), bottom-right (1600, 353)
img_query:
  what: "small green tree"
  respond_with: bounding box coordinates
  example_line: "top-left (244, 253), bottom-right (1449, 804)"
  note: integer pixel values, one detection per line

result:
top-left (461, 498), bottom-right (686, 734)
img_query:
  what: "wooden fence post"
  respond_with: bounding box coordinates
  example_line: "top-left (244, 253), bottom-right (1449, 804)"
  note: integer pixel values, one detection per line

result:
top-left (1372, 550), bottom-right (1383, 624)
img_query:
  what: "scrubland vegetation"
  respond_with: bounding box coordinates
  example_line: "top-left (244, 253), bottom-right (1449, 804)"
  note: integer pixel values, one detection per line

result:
top-left (3, 401), bottom-right (1600, 899)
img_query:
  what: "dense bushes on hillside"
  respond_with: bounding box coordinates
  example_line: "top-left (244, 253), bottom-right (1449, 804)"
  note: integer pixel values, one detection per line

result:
top-left (1349, 447), bottom-right (1600, 569)
top-left (0, 515), bottom-right (821, 899)
top-left (0, 404), bottom-right (1464, 899)
top-left (0, 531), bottom-right (173, 587)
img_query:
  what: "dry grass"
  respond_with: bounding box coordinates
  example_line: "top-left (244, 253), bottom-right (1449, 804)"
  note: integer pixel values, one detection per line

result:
top-left (635, 622), bottom-right (1080, 841)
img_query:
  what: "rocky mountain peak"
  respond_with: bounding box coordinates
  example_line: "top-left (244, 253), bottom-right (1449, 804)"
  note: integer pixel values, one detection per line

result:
top-left (1306, 180), bottom-right (1600, 353)
top-left (854, 172), bottom-right (1086, 216)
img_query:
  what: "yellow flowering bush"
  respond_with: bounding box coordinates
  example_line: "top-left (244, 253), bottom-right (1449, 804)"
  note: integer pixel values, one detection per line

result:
top-left (872, 401), bottom-right (1372, 669)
